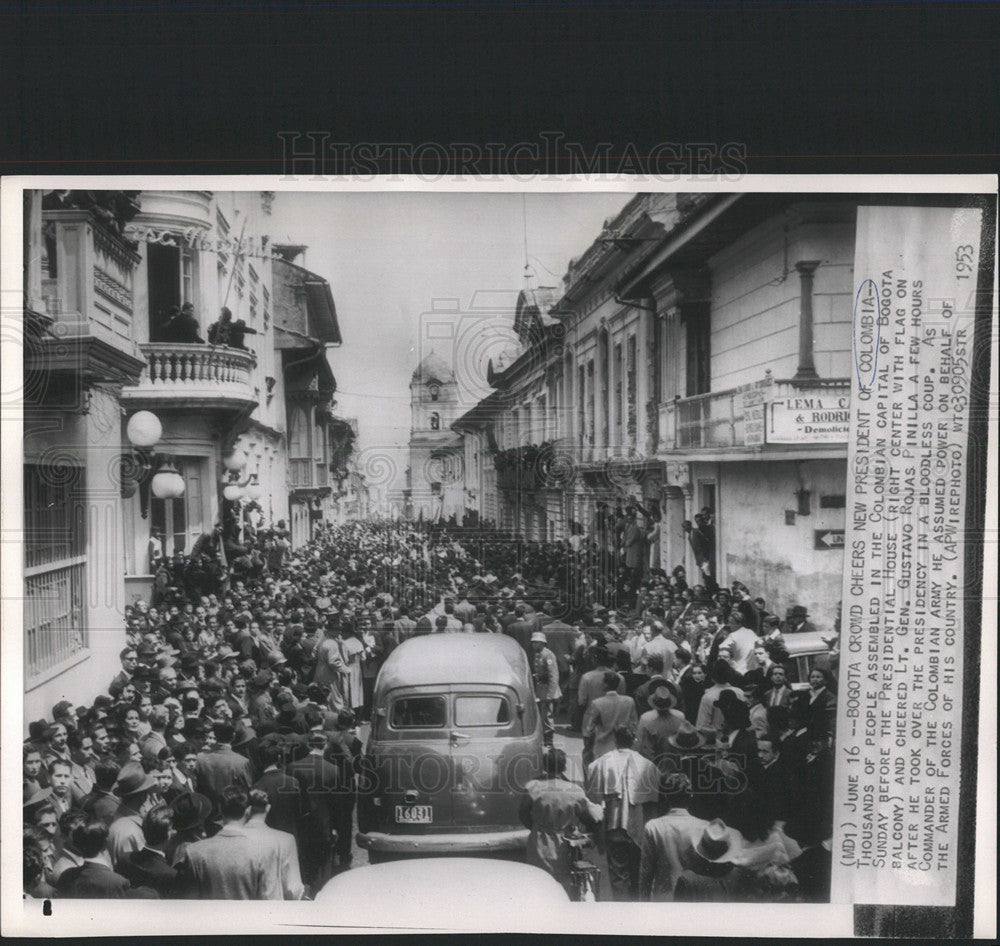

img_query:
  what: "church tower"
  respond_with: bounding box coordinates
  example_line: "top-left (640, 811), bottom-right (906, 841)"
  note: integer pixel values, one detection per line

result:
top-left (405, 351), bottom-right (465, 522)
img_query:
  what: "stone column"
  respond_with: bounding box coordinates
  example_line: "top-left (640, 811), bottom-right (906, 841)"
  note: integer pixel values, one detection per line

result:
top-left (794, 260), bottom-right (821, 381)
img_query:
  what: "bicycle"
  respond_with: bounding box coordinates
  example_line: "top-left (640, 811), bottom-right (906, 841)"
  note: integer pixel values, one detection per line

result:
top-left (563, 827), bottom-right (601, 902)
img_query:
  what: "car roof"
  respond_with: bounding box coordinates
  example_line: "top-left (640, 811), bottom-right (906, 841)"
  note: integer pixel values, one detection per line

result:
top-left (314, 857), bottom-right (570, 916)
top-left (376, 634), bottom-right (531, 693)
top-left (782, 630), bottom-right (830, 657)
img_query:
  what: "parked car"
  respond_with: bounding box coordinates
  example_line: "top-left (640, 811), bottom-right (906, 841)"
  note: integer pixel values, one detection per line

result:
top-left (356, 634), bottom-right (543, 860)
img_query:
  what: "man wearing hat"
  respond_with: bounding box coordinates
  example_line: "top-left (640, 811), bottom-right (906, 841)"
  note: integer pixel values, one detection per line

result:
top-left (530, 631), bottom-right (561, 747)
top-left (312, 622), bottom-right (348, 712)
top-left (638, 773), bottom-right (711, 901)
top-left (636, 682), bottom-right (687, 771)
top-left (673, 819), bottom-right (752, 901)
top-left (107, 765), bottom-right (158, 869)
top-left (781, 604), bottom-right (817, 636)
top-left (166, 791), bottom-right (213, 866)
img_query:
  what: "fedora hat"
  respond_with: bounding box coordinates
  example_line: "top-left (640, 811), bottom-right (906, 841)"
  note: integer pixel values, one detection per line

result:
top-left (691, 819), bottom-right (742, 866)
top-left (170, 791), bottom-right (212, 832)
top-left (650, 683), bottom-right (679, 710)
top-left (116, 765), bottom-right (156, 798)
top-left (667, 721), bottom-right (706, 751)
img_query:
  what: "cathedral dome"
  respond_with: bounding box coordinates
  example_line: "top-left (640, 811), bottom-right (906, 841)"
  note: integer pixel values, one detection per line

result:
top-left (411, 350), bottom-right (455, 385)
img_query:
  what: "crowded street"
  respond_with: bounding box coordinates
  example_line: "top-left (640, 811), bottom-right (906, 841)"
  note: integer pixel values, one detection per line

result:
top-left (24, 517), bottom-right (838, 903)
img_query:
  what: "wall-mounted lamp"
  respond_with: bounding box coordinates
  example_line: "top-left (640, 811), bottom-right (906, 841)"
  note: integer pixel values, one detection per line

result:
top-left (795, 487), bottom-right (811, 516)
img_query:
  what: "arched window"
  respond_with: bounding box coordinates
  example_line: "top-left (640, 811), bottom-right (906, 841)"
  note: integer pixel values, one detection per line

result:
top-left (429, 383), bottom-right (440, 401)
top-left (430, 412), bottom-right (440, 431)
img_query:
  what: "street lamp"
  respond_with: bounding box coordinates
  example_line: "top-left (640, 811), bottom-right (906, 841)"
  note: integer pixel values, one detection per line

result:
top-left (151, 458), bottom-right (185, 500)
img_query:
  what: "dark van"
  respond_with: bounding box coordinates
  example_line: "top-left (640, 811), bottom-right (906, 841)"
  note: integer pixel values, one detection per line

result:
top-left (356, 634), bottom-right (543, 860)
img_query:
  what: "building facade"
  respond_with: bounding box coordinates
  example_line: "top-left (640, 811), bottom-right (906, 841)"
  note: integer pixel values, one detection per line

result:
top-left (21, 189), bottom-right (350, 724)
top-left (460, 192), bottom-right (857, 631)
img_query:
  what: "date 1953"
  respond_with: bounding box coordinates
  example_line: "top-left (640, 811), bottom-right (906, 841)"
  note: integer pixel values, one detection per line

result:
top-left (955, 244), bottom-right (976, 280)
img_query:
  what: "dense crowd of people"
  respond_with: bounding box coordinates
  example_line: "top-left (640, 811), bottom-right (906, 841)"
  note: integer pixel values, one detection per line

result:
top-left (23, 513), bottom-right (839, 904)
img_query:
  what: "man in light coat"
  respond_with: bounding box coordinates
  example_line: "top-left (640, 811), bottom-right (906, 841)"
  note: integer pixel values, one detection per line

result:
top-left (582, 672), bottom-right (639, 768)
top-left (177, 785), bottom-right (278, 899)
top-left (638, 773), bottom-right (710, 901)
top-left (243, 789), bottom-right (304, 900)
top-left (585, 725), bottom-right (660, 900)
top-left (530, 631), bottom-right (562, 746)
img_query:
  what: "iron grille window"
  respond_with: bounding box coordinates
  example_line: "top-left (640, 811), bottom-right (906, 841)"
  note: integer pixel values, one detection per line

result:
top-left (23, 463), bottom-right (88, 679)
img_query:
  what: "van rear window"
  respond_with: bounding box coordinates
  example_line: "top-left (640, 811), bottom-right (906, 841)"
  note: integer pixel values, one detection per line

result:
top-left (390, 696), bottom-right (447, 729)
top-left (454, 695), bottom-right (511, 727)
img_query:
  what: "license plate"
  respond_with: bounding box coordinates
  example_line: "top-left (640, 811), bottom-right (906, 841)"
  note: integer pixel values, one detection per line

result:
top-left (396, 805), bottom-right (432, 824)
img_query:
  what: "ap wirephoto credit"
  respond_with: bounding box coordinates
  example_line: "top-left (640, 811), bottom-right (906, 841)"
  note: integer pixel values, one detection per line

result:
top-left (2, 180), bottom-right (995, 937)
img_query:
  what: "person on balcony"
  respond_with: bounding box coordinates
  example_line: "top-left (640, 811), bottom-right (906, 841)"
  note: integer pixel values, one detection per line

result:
top-left (207, 308), bottom-right (233, 347)
top-left (228, 319), bottom-right (257, 352)
top-left (163, 303), bottom-right (205, 345)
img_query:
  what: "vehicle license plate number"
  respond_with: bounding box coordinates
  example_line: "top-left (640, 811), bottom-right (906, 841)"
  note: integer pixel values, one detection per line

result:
top-left (396, 805), bottom-right (432, 824)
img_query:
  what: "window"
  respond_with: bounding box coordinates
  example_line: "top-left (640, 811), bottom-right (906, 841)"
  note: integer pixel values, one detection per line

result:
top-left (627, 334), bottom-right (637, 446)
top-left (24, 463), bottom-right (87, 680)
top-left (614, 341), bottom-right (623, 445)
top-left (429, 412), bottom-right (440, 431)
top-left (147, 241), bottom-right (197, 342)
top-left (685, 304), bottom-right (711, 396)
top-left (429, 383), bottom-right (440, 401)
top-left (289, 406), bottom-right (311, 487)
top-left (454, 695), bottom-right (511, 727)
top-left (391, 695), bottom-right (447, 729)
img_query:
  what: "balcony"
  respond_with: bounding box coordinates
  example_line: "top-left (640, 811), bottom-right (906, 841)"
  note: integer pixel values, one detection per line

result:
top-left (121, 343), bottom-right (258, 413)
top-left (658, 377), bottom-right (851, 452)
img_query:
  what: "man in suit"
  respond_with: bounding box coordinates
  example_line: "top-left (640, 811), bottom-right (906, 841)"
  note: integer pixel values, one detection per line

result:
top-left (118, 804), bottom-right (180, 898)
top-left (195, 722), bottom-right (254, 811)
top-left (582, 671), bottom-right (639, 766)
top-left (636, 684), bottom-right (687, 771)
top-left (287, 731), bottom-right (343, 892)
top-left (253, 743), bottom-right (305, 837)
top-left (79, 760), bottom-right (121, 825)
top-left (176, 786), bottom-right (277, 899)
top-left (781, 605), bottom-right (817, 636)
top-left (139, 706), bottom-right (170, 767)
top-left (57, 820), bottom-right (135, 898)
top-left (108, 647), bottom-right (139, 699)
top-left (638, 773), bottom-right (711, 901)
top-left (502, 603), bottom-right (535, 655)
top-left (749, 733), bottom-right (797, 826)
top-left (243, 789), bottom-right (305, 900)
top-left (107, 767), bottom-right (158, 869)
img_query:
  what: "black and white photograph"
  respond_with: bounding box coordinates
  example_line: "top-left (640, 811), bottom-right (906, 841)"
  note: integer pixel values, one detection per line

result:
top-left (2, 180), bottom-right (995, 936)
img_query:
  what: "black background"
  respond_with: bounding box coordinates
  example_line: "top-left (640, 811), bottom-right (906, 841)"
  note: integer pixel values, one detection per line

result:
top-left (3, 1), bottom-right (999, 175)
top-left (4, 1), bottom-right (996, 941)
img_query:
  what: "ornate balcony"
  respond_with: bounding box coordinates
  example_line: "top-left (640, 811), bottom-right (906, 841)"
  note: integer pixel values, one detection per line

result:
top-left (120, 343), bottom-right (258, 413)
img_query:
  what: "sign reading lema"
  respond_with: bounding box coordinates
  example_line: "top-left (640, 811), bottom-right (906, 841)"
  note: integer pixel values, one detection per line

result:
top-left (832, 204), bottom-right (981, 907)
